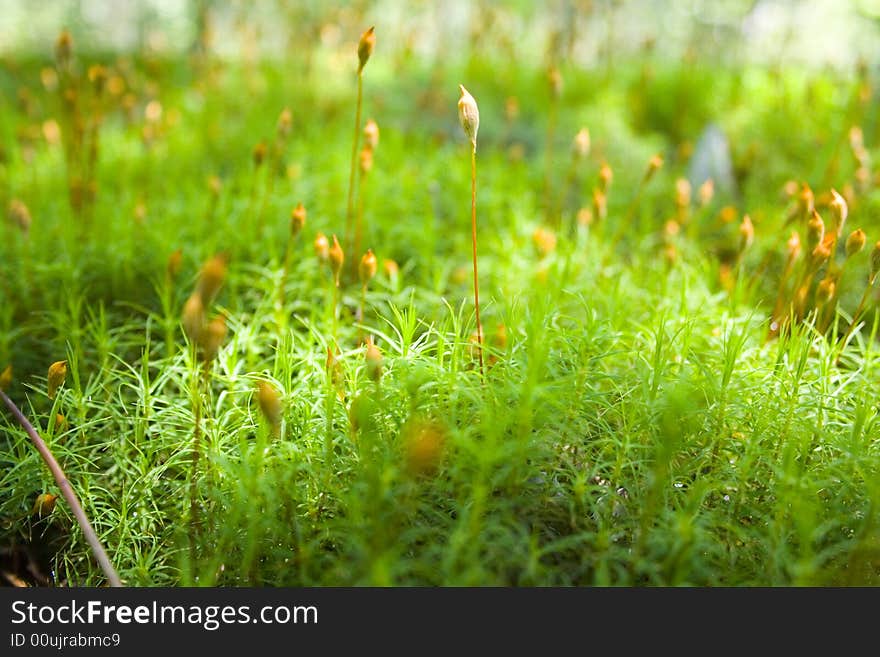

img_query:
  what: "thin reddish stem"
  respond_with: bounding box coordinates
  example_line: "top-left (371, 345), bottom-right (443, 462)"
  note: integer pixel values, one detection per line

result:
top-left (355, 170), bottom-right (367, 274)
top-left (471, 146), bottom-right (484, 378)
top-left (345, 72), bottom-right (363, 266)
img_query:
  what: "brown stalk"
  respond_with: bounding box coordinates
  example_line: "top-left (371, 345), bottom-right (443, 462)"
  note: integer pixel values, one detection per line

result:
top-left (470, 145), bottom-right (484, 378)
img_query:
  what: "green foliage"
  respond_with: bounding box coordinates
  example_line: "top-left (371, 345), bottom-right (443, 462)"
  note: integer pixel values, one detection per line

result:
top-left (1, 47), bottom-right (880, 587)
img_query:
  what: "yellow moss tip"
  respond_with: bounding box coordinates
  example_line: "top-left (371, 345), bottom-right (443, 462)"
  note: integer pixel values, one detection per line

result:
top-left (167, 248), bottom-right (183, 280)
top-left (698, 178), bottom-right (714, 206)
top-left (314, 232), bottom-right (329, 261)
top-left (532, 227), bottom-right (557, 258)
top-left (786, 231), bottom-right (801, 262)
top-left (55, 30), bottom-right (73, 63)
top-left (328, 235), bottom-right (345, 286)
top-left (257, 380), bottom-right (282, 430)
top-left (326, 347), bottom-right (345, 395)
top-left (182, 292), bottom-right (206, 345)
top-left (645, 154), bottom-right (664, 182)
top-left (846, 228), bottom-right (866, 258)
top-left (365, 339), bottom-right (383, 382)
top-left (359, 249), bottom-right (378, 284)
top-left (598, 163), bottom-right (613, 193)
top-left (32, 493), bottom-right (59, 517)
top-left (277, 107), bottom-right (292, 138)
top-left (811, 239), bottom-right (832, 267)
top-left (358, 26), bottom-right (376, 72)
top-left (47, 360), bottom-right (68, 399)
top-left (8, 199), bottom-right (32, 233)
top-left (383, 259), bottom-right (399, 279)
top-left (675, 178), bottom-right (691, 208)
top-left (829, 188), bottom-right (848, 235)
top-left (573, 128), bottom-right (590, 158)
top-left (816, 278), bottom-right (835, 305)
top-left (291, 203), bottom-right (307, 235)
top-left (363, 119), bottom-right (380, 149)
top-left (197, 254), bottom-right (228, 305)
top-left (798, 183), bottom-right (814, 218)
top-left (403, 418), bottom-right (447, 477)
top-left (199, 315), bottom-right (227, 361)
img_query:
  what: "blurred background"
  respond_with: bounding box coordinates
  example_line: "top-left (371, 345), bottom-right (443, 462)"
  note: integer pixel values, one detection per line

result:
top-left (2, 0), bottom-right (880, 71)
top-left (2, 0), bottom-right (879, 294)
top-left (3, 1), bottom-right (880, 590)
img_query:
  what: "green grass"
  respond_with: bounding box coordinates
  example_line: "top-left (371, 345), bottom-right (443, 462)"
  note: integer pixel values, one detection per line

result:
top-left (2, 45), bottom-right (880, 586)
